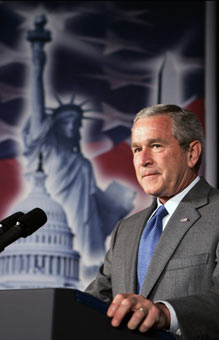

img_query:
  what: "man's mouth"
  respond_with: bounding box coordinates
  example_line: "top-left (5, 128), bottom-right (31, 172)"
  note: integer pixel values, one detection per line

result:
top-left (142, 173), bottom-right (159, 178)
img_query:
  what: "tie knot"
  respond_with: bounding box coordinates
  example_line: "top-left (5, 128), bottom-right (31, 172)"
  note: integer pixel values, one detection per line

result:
top-left (154, 205), bottom-right (168, 220)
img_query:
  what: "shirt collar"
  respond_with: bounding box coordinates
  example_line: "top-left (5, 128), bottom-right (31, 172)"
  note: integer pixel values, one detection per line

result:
top-left (157, 176), bottom-right (200, 216)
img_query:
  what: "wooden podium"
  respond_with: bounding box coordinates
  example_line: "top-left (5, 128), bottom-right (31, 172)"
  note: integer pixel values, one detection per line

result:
top-left (0, 288), bottom-right (174, 340)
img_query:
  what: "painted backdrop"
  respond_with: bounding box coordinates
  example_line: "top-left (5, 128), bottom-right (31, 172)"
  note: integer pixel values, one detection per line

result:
top-left (0, 1), bottom-right (205, 289)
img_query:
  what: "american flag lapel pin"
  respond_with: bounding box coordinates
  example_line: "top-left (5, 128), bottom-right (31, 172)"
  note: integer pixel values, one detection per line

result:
top-left (180, 217), bottom-right (189, 222)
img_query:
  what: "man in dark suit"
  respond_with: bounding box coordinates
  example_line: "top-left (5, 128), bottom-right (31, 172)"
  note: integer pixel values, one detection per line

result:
top-left (85, 104), bottom-right (219, 340)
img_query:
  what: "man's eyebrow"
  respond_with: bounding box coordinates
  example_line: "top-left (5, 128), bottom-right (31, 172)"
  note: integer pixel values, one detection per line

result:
top-left (131, 142), bottom-right (139, 148)
top-left (131, 138), bottom-right (166, 147)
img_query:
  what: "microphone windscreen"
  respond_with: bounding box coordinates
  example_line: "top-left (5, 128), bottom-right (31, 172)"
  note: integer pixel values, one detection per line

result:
top-left (0, 212), bottom-right (24, 234)
top-left (18, 208), bottom-right (47, 237)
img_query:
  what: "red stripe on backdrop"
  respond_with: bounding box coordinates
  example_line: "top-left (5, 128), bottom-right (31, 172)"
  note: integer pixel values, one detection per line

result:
top-left (94, 141), bottom-right (139, 188)
top-left (0, 159), bottom-right (23, 219)
top-left (185, 98), bottom-right (205, 133)
top-left (184, 98), bottom-right (205, 176)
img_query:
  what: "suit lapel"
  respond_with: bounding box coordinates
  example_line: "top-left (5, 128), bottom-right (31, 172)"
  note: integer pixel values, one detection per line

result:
top-left (140, 177), bottom-right (211, 297)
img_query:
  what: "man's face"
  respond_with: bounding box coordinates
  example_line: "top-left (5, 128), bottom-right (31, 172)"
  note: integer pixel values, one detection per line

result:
top-left (131, 114), bottom-right (198, 203)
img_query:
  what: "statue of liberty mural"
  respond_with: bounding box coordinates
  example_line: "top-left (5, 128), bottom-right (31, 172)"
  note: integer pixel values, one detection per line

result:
top-left (22, 15), bottom-right (135, 265)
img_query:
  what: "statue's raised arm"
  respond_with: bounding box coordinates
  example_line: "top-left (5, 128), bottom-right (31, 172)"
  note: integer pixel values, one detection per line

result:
top-left (27, 14), bottom-right (51, 139)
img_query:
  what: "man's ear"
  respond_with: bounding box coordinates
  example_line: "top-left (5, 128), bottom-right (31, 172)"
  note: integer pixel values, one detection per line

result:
top-left (187, 140), bottom-right (202, 168)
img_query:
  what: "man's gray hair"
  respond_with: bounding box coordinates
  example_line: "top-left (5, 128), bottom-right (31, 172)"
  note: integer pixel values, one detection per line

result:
top-left (134, 104), bottom-right (204, 170)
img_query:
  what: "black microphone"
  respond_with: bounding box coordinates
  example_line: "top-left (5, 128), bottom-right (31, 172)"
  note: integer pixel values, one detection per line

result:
top-left (0, 208), bottom-right (47, 253)
top-left (0, 211), bottom-right (24, 235)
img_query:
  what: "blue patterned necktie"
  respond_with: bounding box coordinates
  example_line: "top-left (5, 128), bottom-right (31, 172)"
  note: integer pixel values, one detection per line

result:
top-left (137, 205), bottom-right (168, 293)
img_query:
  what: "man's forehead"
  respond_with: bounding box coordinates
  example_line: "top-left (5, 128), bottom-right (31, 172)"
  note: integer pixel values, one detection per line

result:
top-left (131, 117), bottom-right (178, 147)
top-left (132, 115), bottom-right (172, 133)
top-left (133, 113), bottom-right (172, 124)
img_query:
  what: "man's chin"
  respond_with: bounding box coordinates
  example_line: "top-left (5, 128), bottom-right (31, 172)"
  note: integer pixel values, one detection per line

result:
top-left (141, 176), bottom-right (161, 189)
top-left (143, 187), bottom-right (170, 203)
top-left (142, 186), bottom-right (161, 197)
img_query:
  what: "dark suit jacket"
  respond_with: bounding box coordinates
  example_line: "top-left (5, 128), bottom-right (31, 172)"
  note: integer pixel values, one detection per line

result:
top-left (85, 177), bottom-right (219, 340)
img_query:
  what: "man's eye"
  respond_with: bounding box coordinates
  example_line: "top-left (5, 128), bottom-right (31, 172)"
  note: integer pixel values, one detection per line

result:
top-left (133, 147), bottom-right (141, 153)
top-left (152, 144), bottom-right (161, 149)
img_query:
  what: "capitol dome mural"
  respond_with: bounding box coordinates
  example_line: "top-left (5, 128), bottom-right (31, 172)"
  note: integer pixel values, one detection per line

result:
top-left (0, 158), bottom-right (80, 289)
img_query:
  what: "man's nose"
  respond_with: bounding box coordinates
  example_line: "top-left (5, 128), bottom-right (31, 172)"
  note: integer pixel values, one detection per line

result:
top-left (139, 149), bottom-right (152, 167)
